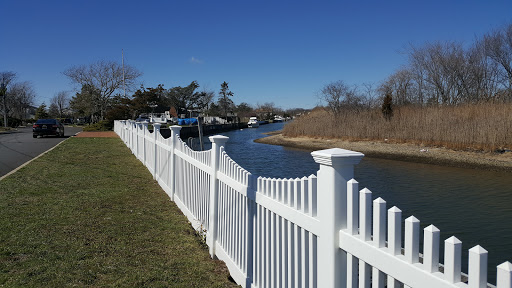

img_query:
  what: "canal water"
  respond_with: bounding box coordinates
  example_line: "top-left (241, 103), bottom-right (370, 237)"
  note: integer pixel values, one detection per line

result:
top-left (195, 122), bottom-right (512, 283)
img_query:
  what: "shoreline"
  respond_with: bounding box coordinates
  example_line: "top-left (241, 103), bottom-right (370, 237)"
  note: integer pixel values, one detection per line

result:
top-left (254, 134), bottom-right (512, 172)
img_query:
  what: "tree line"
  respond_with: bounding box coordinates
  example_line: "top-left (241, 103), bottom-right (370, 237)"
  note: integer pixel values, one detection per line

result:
top-left (320, 23), bottom-right (512, 116)
top-left (0, 72), bottom-right (37, 127)
top-left (2, 59), bottom-right (299, 128)
top-left (64, 60), bottom-right (298, 124)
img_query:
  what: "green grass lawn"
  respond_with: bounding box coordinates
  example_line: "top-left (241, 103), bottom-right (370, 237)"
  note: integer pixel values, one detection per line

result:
top-left (0, 137), bottom-right (238, 287)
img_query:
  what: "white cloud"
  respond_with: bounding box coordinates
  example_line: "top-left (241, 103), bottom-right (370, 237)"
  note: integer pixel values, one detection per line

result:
top-left (190, 57), bottom-right (203, 64)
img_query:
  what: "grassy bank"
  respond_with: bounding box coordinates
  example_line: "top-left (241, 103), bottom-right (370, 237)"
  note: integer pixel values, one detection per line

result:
top-left (283, 104), bottom-right (512, 152)
top-left (0, 137), bottom-right (237, 287)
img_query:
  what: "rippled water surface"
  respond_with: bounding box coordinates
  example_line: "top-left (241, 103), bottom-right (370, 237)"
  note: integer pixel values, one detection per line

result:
top-left (199, 122), bottom-right (512, 283)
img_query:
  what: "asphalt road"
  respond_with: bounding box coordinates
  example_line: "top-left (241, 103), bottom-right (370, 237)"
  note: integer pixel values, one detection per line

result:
top-left (0, 126), bottom-right (83, 178)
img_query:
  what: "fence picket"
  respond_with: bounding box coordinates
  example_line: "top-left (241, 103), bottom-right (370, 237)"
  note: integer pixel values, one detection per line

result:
top-left (424, 224), bottom-right (441, 273)
top-left (308, 175), bottom-right (317, 218)
top-left (271, 212), bottom-right (276, 288)
top-left (373, 198), bottom-right (386, 248)
top-left (445, 236), bottom-right (462, 283)
top-left (347, 179), bottom-right (359, 235)
top-left (360, 188), bottom-right (372, 241)
top-left (469, 245), bottom-right (488, 288)
top-left (359, 259), bottom-right (371, 288)
top-left (282, 216), bottom-right (287, 288)
top-left (405, 216), bottom-right (420, 264)
top-left (497, 262), bottom-right (512, 288)
top-left (347, 253), bottom-right (358, 288)
top-left (372, 267), bottom-right (385, 288)
top-left (295, 223), bottom-right (300, 287)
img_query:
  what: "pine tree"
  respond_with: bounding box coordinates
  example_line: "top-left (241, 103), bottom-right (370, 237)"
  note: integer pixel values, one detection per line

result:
top-left (35, 103), bottom-right (49, 120)
top-left (381, 93), bottom-right (393, 121)
top-left (218, 81), bottom-right (234, 119)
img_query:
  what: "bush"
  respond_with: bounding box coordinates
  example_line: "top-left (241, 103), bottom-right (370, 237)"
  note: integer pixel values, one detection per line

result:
top-left (83, 120), bottom-right (113, 131)
top-left (0, 117), bottom-right (22, 128)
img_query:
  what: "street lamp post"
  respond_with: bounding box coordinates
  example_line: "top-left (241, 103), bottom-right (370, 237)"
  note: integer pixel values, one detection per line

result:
top-left (1, 83), bottom-right (7, 128)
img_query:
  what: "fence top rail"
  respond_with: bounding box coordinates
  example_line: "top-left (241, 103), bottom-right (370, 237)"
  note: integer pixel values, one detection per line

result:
top-left (218, 147), bottom-right (251, 186)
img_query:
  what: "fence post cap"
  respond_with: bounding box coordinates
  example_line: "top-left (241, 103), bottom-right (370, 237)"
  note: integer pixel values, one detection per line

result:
top-left (209, 135), bottom-right (229, 145)
top-left (170, 125), bottom-right (182, 130)
top-left (153, 123), bottom-right (162, 130)
top-left (469, 245), bottom-right (488, 254)
top-left (424, 224), bottom-right (440, 233)
top-left (497, 261), bottom-right (512, 271)
top-left (406, 215), bottom-right (420, 223)
top-left (445, 236), bottom-right (462, 245)
top-left (311, 148), bottom-right (364, 167)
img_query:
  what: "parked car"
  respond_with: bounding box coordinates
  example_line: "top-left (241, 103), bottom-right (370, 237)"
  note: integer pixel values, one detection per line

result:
top-left (62, 118), bottom-right (73, 125)
top-left (135, 117), bottom-right (150, 123)
top-left (33, 119), bottom-right (65, 138)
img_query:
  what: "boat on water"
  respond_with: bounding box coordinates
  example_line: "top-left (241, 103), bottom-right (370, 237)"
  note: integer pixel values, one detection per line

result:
top-left (247, 117), bottom-right (259, 128)
top-left (273, 115), bottom-right (285, 122)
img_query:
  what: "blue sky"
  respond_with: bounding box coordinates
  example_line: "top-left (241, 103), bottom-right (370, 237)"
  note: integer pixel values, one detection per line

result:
top-left (1, 0), bottom-right (511, 109)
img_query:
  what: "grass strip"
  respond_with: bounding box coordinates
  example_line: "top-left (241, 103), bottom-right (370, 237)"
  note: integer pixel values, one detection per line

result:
top-left (0, 137), bottom-right (238, 287)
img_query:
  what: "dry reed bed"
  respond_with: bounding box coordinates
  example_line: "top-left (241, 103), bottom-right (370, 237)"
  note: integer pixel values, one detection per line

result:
top-left (283, 104), bottom-right (512, 152)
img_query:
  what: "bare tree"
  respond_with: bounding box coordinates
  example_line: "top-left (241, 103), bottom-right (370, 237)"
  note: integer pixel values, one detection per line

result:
top-left (407, 38), bottom-right (505, 104)
top-left (380, 68), bottom-right (415, 106)
top-left (361, 82), bottom-right (379, 108)
top-left (63, 60), bottom-right (142, 121)
top-left (256, 102), bottom-right (282, 120)
top-left (408, 42), bottom-right (468, 105)
top-left (1, 71), bottom-right (17, 127)
top-left (319, 80), bottom-right (361, 116)
top-left (461, 41), bottom-right (500, 102)
top-left (484, 24), bottom-right (512, 101)
top-left (51, 91), bottom-right (70, 119)
top-left (6, 81), bottom-right (35, 121)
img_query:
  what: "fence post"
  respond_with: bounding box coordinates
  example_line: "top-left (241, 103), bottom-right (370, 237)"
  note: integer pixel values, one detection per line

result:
top-left (132, 121), bottom-right (137, 153)
top-left (153, 123), bottom-right (161, 180)
top-left (246, 173), bottom-right (256, 287)
top-left (312, 148), bottom-right (364, 288)
top-left (135, 122), bottom-right (141, 159)
top-left (207, 135), bottom-right (229, 258)
top-left (169, 125), bottom-right (182, 201)
top-left (142, 122), bottom-right (149, 165)
top-left (121, 120), bottom-right (126, 142)
top-left (129, 121), bottom-right (133, 153)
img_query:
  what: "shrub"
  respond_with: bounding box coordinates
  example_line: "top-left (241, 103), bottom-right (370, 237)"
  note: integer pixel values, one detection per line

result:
top-left (83, 120), bottom-right (113, 131)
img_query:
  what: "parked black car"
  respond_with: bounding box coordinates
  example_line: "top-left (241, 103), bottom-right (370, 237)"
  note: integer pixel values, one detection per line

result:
top-left (33, 119), bottom-right (65, 138)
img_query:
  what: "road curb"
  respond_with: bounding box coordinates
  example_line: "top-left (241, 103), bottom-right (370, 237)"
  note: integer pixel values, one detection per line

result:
top-left (0, 132), bottom-right (81, 181)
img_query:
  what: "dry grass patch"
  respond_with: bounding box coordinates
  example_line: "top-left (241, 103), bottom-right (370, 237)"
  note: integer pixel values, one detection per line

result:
top-left (283, 104), bottom-right (512, 152)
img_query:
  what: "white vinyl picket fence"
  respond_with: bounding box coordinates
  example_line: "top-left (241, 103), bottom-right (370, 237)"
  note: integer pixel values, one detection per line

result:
top-left (114, 120), bottom-right (512, 288)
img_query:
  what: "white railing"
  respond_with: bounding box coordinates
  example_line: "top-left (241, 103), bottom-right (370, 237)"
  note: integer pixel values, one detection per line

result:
top-left (114, 120), bottom-right (512, 288)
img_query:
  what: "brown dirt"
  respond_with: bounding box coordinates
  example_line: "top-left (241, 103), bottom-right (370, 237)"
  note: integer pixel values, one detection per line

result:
top-left (255, 134), bottom-right (512, 172)
top-left (75, 131), bottom-right (119, 138)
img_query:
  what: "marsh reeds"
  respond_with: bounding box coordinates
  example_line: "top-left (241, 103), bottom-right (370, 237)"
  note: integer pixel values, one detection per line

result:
top-left (283, 104), bottom-right (512, 152)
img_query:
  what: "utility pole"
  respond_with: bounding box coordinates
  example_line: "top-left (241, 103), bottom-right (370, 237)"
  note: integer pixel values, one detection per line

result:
top-left (197, 116), bottom-right (204, 151)
top-left (122, 49), bottom-right (126, 98)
